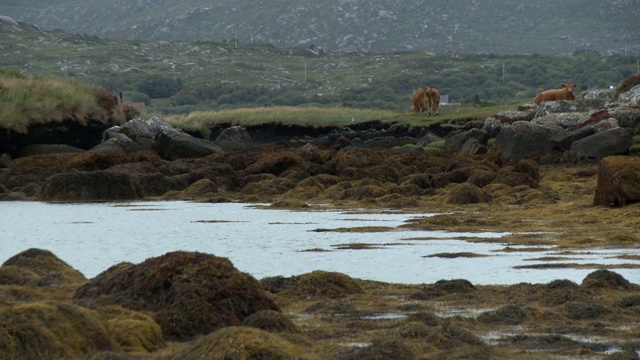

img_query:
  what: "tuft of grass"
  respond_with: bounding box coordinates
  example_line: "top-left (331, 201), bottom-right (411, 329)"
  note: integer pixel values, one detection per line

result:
top-left (166, 100), bottom-right (527, 136)
top-left (0, 74), bottom-right (125, 132)
top-left (166, 106), bottom-right (401, 136)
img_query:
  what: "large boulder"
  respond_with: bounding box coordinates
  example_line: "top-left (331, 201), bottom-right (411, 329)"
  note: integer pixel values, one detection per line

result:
top-left (608, 106), bottom-right (640, 129)
top-left (534, 100), bottom-right (579, 117)
top-left (495, 121), bottom-right (562, 163)
top-left (569, 127), bottom-right (632, 162)
top-left (157, 128), bottom-right (224, 160)
top-left (73, 251), bottom-right (280, 341)
top-left (214, 126), bottom-right (253, 151)
top-left (618, 84), bottom-right (640, 103)
top-left (444, 128), bottom-right (487, 154)
top-left (90, 133), bottom-right (149, 155)
top-left (550, 126), bottom-right (596, 151)
top-left (105, 116), bottom-right (173, 142)
top-left (593, 156), bottom-right (640, 207)
top-left (532, 112), bottom-right (588, 129)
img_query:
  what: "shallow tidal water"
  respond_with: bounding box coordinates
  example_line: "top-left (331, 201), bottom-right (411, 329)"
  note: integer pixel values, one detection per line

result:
top-left (1, 200), bottom-right (638, 285)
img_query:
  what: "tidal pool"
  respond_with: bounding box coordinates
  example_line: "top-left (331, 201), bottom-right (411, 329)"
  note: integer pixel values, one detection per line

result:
top-left (1, 200), bottom-right (638, 285)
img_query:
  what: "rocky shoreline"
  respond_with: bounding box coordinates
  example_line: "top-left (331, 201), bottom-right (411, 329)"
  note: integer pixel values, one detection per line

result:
top-left (2, 89), bottom-right (640, 358)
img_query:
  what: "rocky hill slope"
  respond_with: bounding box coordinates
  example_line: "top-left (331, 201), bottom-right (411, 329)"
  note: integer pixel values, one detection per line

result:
top-left (4, 0), bottom-right (640, 55)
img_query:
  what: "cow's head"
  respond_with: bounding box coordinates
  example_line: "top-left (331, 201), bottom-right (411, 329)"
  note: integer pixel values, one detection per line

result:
top-left (561, 81), bottom-right (577, 94)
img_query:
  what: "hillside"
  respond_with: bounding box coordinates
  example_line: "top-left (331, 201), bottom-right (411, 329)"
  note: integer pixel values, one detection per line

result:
top-left (4, 0), bottom-right (640, 56)
top-left (1, 16), bottom-right (639, 116)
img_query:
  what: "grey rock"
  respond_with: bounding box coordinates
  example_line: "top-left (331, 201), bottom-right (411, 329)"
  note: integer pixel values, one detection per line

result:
top-left (496, 121), bottom-right (563, 163)
top-left (91, 133), bottom-right (149, 155)
top-left (550, 126), bottom-right (596, 151)
top-left (618, 84), bottom-right (640, 103)
top-left (215, 126), bottom-right (252, 151)
top-left (444, 128), bottom-right (487, 153)
top-left (157, 128), bottom-right (223, 160)
top-left (534, 100), bottom-right (579, 117)
top-left (532, 112), bottom-right (589, 129)
top-left (570, 127), bottom-right (633, 162)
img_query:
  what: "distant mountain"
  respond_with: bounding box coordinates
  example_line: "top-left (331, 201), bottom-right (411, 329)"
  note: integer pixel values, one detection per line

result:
top-left (4, 0), bottom-right (639, 55)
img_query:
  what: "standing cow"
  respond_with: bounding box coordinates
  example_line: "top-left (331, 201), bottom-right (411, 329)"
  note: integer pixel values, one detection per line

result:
top-left (426, 87), bottom-right (440, 115)
top-left (411, 87), bottom-right (441, 115)
top-left (533, 81), bottom-right (578, 104)
top-left (410, 87), bottom-right (431, 113)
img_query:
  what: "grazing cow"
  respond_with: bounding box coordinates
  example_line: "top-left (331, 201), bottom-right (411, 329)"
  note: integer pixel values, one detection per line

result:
top-left (533, 81), bottom-right (578, 104)
top-left (411, 87), bottom-right (431, 113)
top-left (426, 87), bottom-right (440, 115)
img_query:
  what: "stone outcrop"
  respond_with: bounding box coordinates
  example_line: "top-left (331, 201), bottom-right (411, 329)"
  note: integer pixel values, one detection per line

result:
top-left (569, 127), bottom-right (632, 162)
top-left (214, 125), bottom-right (253, 151)
top-left (593, 156), bottom-right (640, 207)
top-left (495, 121), bottom-right (561, 163)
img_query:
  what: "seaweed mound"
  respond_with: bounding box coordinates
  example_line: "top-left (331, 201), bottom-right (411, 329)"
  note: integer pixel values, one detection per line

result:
top-left (408, 279), bottom-right (476, 300)
top-left (242, 309), bottom-right (299, 333)
top-left (335, 339), bottom-right (416, 360)
top-left (169, 326), bottom-right (308, 360)
top-left (1, 248), bottom-right (87, 286)
top-left (73, 251), bottom-right (279, 341)
top-left (581, 269), bottom-right (634, 290)
top-left (97, 306), bottom-right (166, 353)
top-left (260, 270), bottom-right (364, 298)
top-left (0, 301), bottom-right (118, 359)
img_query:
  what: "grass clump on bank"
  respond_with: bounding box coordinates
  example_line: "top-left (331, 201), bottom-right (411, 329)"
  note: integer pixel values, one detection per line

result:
top-left (0, 68), bottom-right (137, 133)
top-left (165, 100), bottom-right (527, 137)
top-left (166, 106), bottom-right (402, 135)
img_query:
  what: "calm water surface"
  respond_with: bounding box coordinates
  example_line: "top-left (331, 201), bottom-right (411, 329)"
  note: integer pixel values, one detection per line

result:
top-left (1, 201), bottom-right (638, 285)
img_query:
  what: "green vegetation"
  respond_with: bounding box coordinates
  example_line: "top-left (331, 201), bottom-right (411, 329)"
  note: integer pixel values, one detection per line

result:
top-left (0, 69), bottom-right (138, 132)
top-left (1, 22), bottom-right (638, 119)
top-left (167, 100), bottom-right (526, 137)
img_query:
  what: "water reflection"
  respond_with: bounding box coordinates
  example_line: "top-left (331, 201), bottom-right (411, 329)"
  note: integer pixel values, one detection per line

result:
top-left (1, 201), bottom-right (638, 285)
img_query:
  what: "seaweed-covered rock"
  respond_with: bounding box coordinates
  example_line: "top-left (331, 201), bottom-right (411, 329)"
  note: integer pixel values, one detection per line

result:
top-left (242, 309), bottom-right (299, 333)
top-left (581, 269), bottom-right (634, 290)
top-left (564, 301), bottom-right (612, 320)
top-left (0, 301), bottom-right (118, 359)
top-left (0, 265), bottom-right (38, 285)
top-left (477, 305), bottom-right (534, 325)
top-left (335, 339), bottom-right (416, 360)
top-left (169, 326), bottom-right (308, 360)
top-left (446, 182), bottom-right (491, 204)
top-left (96, 306), bottom-right (165, 353)
top-left (73, 251), bottom-right (279, 341)
top-left (260, 270), bottom-right (364, 298)
top-left (593, 156), bottom-right (640, 207)
top-left (2, 248), bottom-right (86, 285)
top-left (408, 279), bottom-right (476, 300)
top-left (39, 170), bottom-right (141, 202)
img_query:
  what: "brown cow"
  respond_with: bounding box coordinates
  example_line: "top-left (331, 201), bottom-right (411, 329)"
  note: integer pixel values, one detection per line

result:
top-left (426, 87), bottom-right (440, 115)
top-left (533, 81), bottom-right (578, 104)
top-left (410, 87), bottom-right (431, 113)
